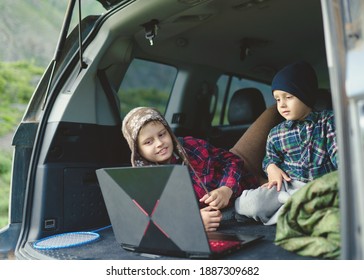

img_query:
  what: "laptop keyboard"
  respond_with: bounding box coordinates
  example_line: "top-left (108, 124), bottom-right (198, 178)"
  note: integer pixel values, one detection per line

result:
top-left (209, 240), bottom-right (241, 253)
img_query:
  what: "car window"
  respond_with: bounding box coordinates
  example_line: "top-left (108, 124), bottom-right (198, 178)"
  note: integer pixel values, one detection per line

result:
top-left (212, 75), bottom-right (274, 126)
top-left (118, 59), bottom-right (177, 117)
top-left (68, 0), bottom-right (105, 35)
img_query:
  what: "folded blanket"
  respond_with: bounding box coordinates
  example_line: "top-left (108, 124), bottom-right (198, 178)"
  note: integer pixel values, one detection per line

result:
top-left (275, 171), bottom-right (340, 259)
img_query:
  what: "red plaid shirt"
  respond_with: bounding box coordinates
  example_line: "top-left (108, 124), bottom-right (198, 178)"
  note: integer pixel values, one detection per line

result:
top-left (172, 137), bottom-right (259, 208)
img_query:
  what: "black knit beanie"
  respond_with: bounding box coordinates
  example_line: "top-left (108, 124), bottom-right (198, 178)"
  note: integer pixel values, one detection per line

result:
top-left (271, 61), bottom-right (318, 108)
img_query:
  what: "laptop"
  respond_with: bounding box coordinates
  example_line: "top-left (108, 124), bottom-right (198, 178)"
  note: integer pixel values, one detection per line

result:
top-left (96, 165), bottom-right (263, 259)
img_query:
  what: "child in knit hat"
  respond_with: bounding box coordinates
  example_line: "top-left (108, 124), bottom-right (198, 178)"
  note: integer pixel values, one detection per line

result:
top-left (122, 107), bottom-right (259, 231)
top-left (235, 61), bottom-right (338, 225)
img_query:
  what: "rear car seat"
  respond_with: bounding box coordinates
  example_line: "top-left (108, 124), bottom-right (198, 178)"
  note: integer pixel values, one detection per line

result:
top-left (208, 88), bottom-right (266, 150)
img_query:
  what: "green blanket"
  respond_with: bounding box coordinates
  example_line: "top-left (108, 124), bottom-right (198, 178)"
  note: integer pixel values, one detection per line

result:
top-left (275, 171), bottom-right (340, 259)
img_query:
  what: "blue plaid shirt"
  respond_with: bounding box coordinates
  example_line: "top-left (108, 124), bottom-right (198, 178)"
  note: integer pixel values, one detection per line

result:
top-left (262, 110), bottom-right (338, 183)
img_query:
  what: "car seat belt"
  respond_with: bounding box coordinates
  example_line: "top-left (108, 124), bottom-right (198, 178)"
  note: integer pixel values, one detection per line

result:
top-left (97, 69), bottom-right (122, 125)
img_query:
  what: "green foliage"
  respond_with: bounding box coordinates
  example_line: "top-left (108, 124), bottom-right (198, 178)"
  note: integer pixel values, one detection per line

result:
top-left (0, 106), bottom-right (21, 136)
top-left (0, 61), bottom-right (43, 103)
top-left (0, 61), bottom-right (43, 137)
top-left (0, 151), bottom-right (12, 175)
top-left (0, 149), bottom-right (11, 228)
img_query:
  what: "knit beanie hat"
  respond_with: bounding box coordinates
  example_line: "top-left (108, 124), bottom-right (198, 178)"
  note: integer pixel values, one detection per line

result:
top-left (271, 61), bottom-right (318, 108)
top-left (121, 107), bottom-right (189, 166)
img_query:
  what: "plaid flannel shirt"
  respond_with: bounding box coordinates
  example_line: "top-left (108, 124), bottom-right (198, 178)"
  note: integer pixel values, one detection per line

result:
top-left (172, 136), bottom-right (258, 208)
top-left (262, 110), bottom-right (338, 183)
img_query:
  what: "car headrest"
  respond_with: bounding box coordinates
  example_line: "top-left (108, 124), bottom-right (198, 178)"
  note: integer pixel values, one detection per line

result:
top-left (228, 88), bottom-right (266, 125)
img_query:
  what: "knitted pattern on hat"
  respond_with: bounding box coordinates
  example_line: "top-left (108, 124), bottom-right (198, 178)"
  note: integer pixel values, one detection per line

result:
top-left (121, 107), bottom-right (190, 166)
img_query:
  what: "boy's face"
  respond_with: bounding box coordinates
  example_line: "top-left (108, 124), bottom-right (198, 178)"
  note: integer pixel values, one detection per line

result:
top-left (137, 121), bottom-right (174, 164)
top-left (273, 90), bottom-right (312, 121)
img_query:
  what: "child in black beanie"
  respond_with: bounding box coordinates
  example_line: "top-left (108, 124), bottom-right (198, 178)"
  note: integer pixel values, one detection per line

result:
top-left (235, 61), bottom-right (338, 225)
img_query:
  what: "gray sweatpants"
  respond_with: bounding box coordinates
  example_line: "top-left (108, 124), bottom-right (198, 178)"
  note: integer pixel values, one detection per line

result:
top-left (235, 180), bottom-right (306, 225)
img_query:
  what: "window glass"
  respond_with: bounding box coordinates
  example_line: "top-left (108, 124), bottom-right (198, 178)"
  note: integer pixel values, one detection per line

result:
top-left (68, 0), bottom-right (105, 36)
top-left (212, 75), bottom-right (273, 126)
top-left (118, 59), bottom-right (177, 117)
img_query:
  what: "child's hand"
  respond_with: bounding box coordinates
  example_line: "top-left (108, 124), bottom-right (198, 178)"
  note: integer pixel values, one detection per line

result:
top-left (200, 186), bottom-right (233, 209)
top-left (200, 206), bottom-right (222, 232)
top-left (262, 163), bottom-right (291, 191)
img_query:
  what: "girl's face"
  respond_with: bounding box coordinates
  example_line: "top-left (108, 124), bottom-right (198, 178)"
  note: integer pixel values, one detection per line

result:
top-left (137, 121), bottom-right (174, 164)
top-left (273, 90), bottom-right (312, 121)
